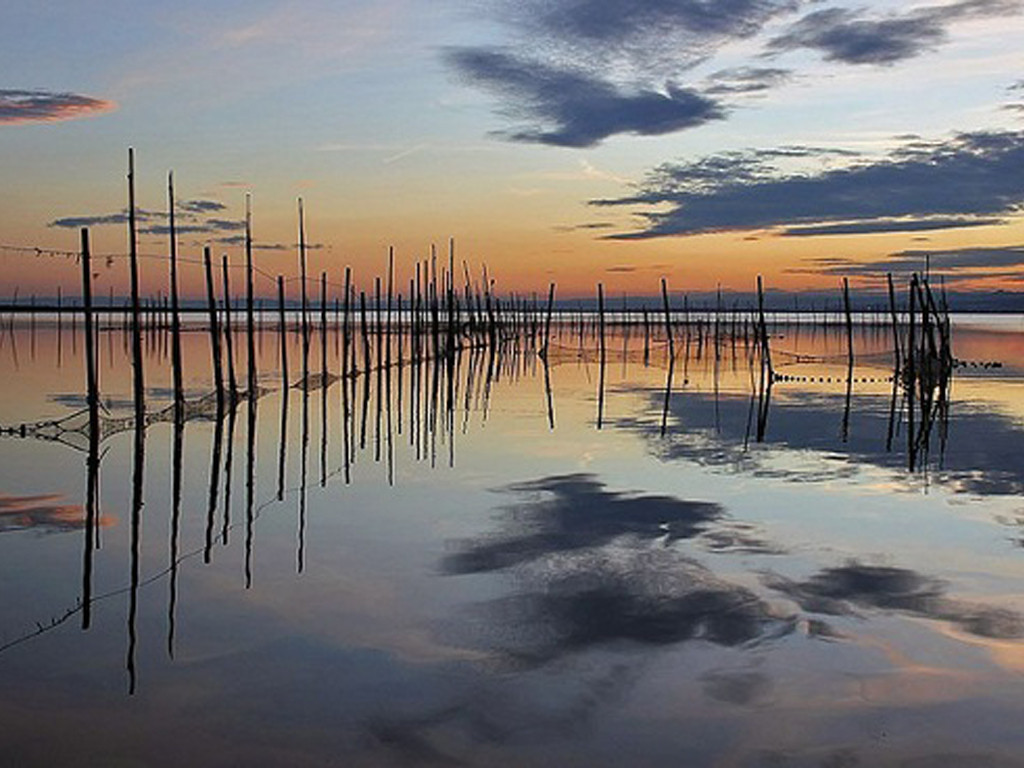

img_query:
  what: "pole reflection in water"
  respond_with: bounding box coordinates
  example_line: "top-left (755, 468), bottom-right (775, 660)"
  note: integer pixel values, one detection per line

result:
top-left (166, 416), bottom-right (183, 657)
top-left (126, 410), bottom-right (145, 695)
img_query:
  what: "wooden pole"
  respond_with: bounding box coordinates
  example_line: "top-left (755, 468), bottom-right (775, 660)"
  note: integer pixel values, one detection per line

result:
top-left (756, 275), bottom-right (772, 379)
top-left (80, 229), bottom-right (99, 419)
top-left (842, 277), bottom-right (855, 375)
top-left (298, 198), bottom-right (309, 356)
top-left (887, 272), bottom-right (901, 372)
top-left (203, 248), bottom-right (224, 411)
top-left (542, 282), bottom-right (555, 358)
top-left (245, 194), bottom-right (257, 399)
top-left (127, 148), bottom-right (145, 425)
top-left (597, 282), bottom-right (606, 430)
top-left (222, 255), bottom-right (238, 399)
top-left (278, 276), bottom-right (289, 388)
top-left (661, 277), bottom-right (674, 360)
top-left (168, 172), bottom-right (184, 415)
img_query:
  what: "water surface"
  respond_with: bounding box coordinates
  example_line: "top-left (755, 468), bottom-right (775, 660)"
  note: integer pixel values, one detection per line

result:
top-left (1, 317), bottom-right (1022, 767)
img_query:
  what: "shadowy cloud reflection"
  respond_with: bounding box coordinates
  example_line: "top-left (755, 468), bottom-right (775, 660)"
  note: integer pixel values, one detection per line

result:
top-left (442, 474), bottom-right (778, 576)
top-left (618, 388), bottom-right (1024, 496)
top-left (767, 562), bottom-right (1024, 640)
top-left (443, 475), bottom-right (792, 665)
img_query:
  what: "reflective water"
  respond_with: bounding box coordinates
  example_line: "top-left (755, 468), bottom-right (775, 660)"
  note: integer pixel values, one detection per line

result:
top-left (1, 316), bottom-right (1023, 767)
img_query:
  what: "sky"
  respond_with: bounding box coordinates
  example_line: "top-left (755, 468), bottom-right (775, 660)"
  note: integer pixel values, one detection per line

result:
top-left (1, 0), bottom-right (1023, 301)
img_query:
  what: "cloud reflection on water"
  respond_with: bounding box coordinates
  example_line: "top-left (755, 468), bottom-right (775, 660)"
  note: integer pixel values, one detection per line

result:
top-left (617, 386), bottom-right (1024, 496)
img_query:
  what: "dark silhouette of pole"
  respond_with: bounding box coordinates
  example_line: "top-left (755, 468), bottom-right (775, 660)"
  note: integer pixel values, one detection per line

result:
top-left (127, 148), bottom-right (145, 426)
top-left (168, 172), bottom-right (184, 415)
top-left (203, 248), bottom-right (224, 411)
top-left (245, 195), bottom-right (257, 399)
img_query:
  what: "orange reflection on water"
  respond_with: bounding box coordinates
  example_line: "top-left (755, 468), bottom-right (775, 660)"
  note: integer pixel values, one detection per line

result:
top-left (0, 493), bottom-right (114, 533)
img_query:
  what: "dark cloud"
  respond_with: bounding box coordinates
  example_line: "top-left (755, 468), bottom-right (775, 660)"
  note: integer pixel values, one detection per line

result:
top-left (48, 212), bottom-right (130, 229)
top-left (781, 216), bottom-right (1005, 236)
top-left (204, 218), bottom-right (245, 231)
top-left (801, 245), bottom-right (1024, 278)
top-left (502, 0), bottom-right (800, 75)
top-left (0, 89), bottom-right (116, 125)
top-left (704, 66), bottom-right (793, 94)
top-left (554, 222), bottom-right (617, 232)
top-left (446, 48), bottom-right (724, 147)
top-left (767, 562), bottom-right (1024, 639)
top-left (515, 0), bottom-right (797, 44)
top-left (211, 235), bottom-right (324, 250)
top-left (178, 199), bottom-right (227, 214)
top-left (767, 0), bottom-right (1023, 65)
top-left (447, 2), bottom-right (804, 146)
top-left (50, 206), bottom-right (242, 235)
top-left (140, 224), bottom-right (217, 236)
top-left (593, 129), bottom-right (1024, 238)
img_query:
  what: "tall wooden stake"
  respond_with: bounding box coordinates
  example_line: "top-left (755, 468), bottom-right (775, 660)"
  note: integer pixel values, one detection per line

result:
top-left (168, 172), bottom-right (184, 415)
top-left (127, 148), bottom-right (145, 425)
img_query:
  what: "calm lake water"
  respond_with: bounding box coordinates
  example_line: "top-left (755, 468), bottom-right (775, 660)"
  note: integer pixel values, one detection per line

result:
top-left (1, 315), bottom-right (1023, 767)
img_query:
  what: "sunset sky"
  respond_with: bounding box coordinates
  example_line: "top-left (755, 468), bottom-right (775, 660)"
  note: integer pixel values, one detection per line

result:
top-left (1, 0), bottom-right (1023, 300)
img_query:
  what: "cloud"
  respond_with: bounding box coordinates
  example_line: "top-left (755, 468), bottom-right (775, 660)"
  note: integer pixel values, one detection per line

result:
top-left (140, 224), bottom-right (214, 236)
top-left (211, 236), bottom-right (325, 251)
top-left (554, 222), bottom-right (617, 232)
top-left (445, 2), bottom-right (806, 147)
top-left (178, 198), bottom-right (227, 214)
top-left (48, 212), bottom-right (131, 229)
top-left (781, 216), bottom-right (1005, 236)
top-left (49, 203), bottom-right (240, 234)
top-left (0, 89), bottom-right (117, 125)
top-left (501, 0), bottom-right (800, 75)
top-left (446, 48), bottom-right (725, 147)
top-left (767, 0), bottom-right (1023, 65)
top-left (592, 129), bottom-right (1024, 238)
top-left (704, 66), bottom-right (793, 94)
top-left (797, 244), bottom-right (1024, 279)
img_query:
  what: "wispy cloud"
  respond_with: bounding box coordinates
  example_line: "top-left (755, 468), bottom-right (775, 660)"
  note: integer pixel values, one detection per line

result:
top-left (0, 89), bottom-right (116, 125)
top-left (445, 48), bottom-right (724, 147)
top-left (446, 1), bottom-right (801, 147)
top-left (178, 198), bottom-right (227, 214)
top-left (49, 199), bottom-right (239, 234)
top-left (767, 0), bottom-right (1023, 65)
top-left (211, 236), bottom-right (325, 251)
top-left (703, 66), bottom-right (793, 95)
top-left (592, 129), bottom-right (1024, 238)
top-left (501, 0), bottom-right (800, 76)
top-left (554, 222), bottom-right (617, 233)
top-left (781, 216), bottom-right (1004, 236)
top-left (791, 244), bottom-right (1024, 280)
